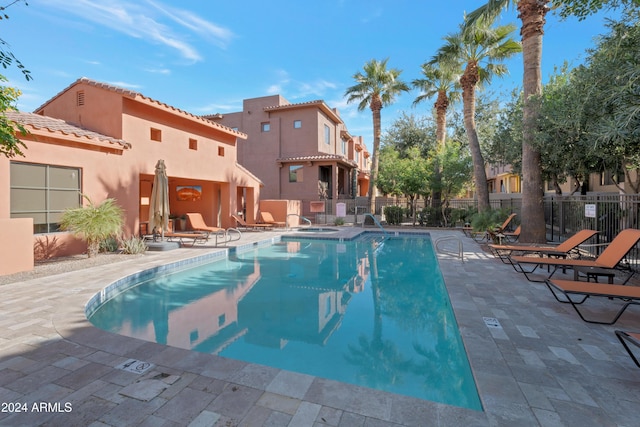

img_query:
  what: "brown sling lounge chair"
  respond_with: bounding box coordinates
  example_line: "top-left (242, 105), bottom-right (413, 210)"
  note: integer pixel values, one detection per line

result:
top-left (231, 214), bottom-right (273, 231)
top-left (544, 279), bottom-right (640, 324)
top-left (509, 228), bottom-right (640, 283)
top-left (260, 211), bottom-right (286, 227)
top-left (489, 229), bottom-right (598, 264)
top-left (463, 213), bottom-right (517, 242)
top-left (615, 330), bottom-right (640, 367)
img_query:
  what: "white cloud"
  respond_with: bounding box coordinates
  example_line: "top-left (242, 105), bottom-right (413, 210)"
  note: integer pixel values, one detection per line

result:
top-left (144, 68), bottom-right (171, 75)
top-left (40, 0), bottom-right (235, 62)
top-left (107, 80), bottom-right (143, 89)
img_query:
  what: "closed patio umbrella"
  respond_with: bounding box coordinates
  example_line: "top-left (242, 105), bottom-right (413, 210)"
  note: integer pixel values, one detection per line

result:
top-left (149, 159), bottom-right (170, 240)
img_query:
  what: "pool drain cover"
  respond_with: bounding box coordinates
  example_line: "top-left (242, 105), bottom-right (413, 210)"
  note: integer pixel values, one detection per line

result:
top-left (116, 359), bottom-right (154, 374)
top-left (483, 317), bottom-right (502, 329)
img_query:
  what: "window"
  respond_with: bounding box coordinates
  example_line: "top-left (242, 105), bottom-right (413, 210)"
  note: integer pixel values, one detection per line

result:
top-left (324, 125), bottom-right (330, 144)
top-left (150, 128), bottom-right (162, 142)
top-left (218, 146), bottom-right (225, 157)
top-left (341, 139), bottom-right (347, 154)
top-left (261, 122), bottom-right (270, 132)
top-left (76, 90), bottom-right (85, 106)
top-left (189, 138), bottom-right (198, 150)
top-left (10, 162), bottom-right (81, 234)
top-left (600, 170), bottom-right (625, 186)
top-left (289, 165), bottom-right (304, 182)
top-left (293, 120), bottom-right (302, 129)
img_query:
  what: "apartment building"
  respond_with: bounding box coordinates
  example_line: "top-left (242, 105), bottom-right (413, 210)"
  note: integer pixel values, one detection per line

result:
top-left (0, 78), bottom-right (263, 274)
top-left (206, 95), bottom-right (370, 211)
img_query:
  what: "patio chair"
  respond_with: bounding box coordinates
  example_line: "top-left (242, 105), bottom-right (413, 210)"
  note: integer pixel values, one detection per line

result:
top-left (186, 213), bottom-right (226, 235)
top-left (489, 229), bottom-right (598, 264)
top-left (164, 231), bottom-right (208, 247)
top-left (260, 211), bottom-right (286, 227)
top-left (488, 225), bottom-right (521, 244)
top-left (508, 228), bottom-right (640, 283)
top-left (231, 214), bottom-right (273, 231)
top-left (544, 279), bottom-right (640, 324)
top-left (615, 330), bottom-right (640, 367)
top-left (463, 213), bottom-right (517, 242)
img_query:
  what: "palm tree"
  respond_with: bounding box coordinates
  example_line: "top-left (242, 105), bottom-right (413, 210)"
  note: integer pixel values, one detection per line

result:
top-left (412, 61), bottom-right (461, 219)
top-left (60, 195), bottom-right (124, 258)
top-left (412, 62), bottom-right (461, 147)
top-left (465, 0), bottom-right (550, 242)
top-left (345, 58), bottom-right (410, 214)
top-left (431, 20), bottom-right (521, 212)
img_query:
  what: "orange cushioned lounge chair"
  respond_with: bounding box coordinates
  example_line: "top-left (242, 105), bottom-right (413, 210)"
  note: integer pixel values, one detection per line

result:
top-left (489, 229), bottom-right (598, 264)
top-left (544, 279), bottom-right (640, 324)
top-left (231, 214), bottom-right (273, 231)
top-left (615, 330), bottom-right (640, 367)
top-left (186, 213), bottom-right (226, 235)
top-left (509, 228), bottom-right (640, 283)
top-left (260, 211), bottom-right (286, 227)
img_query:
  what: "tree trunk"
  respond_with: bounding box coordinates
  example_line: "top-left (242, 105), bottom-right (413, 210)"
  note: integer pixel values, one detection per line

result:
top-left (430, 91), bottom-right (449, 218)
top-left (368, 95), bottom-right (383, 214)
top-left (460, 61), bottom-right (490, 212)
top-left (518, 0), bottom-right (549, 243)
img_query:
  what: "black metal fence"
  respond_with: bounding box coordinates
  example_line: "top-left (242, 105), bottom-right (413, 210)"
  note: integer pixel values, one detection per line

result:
top-left (300, 194), bottom-right (640, 271)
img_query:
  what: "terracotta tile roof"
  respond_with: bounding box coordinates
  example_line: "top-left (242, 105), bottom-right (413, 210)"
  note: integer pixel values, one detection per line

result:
top-left (264, 100), bottom-right (343, 124)
top-left (34, 77), bottom-right (247, 139)
top-left (4, 111), bottom-right (131, 149)
top-left (277, 154), bottom-right (357, 167)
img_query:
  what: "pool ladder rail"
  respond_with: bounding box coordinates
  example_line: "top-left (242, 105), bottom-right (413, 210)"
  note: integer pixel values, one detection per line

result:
top-left (361, 213), bottom-right (390, 240)
top-left (434, 235), bottom-right (464, 262)
top-left (285, 214), bottom-right (312, 230)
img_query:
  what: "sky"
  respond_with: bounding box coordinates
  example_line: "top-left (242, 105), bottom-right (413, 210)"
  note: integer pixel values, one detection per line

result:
top-left (1, 0), bottom-right (622, 152)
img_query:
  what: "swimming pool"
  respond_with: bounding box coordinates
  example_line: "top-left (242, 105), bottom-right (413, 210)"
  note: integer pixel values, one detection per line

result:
top-left (87, 233), bottom-right (481, 410)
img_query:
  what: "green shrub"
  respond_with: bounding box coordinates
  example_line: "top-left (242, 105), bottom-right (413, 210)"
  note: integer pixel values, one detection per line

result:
top-left (99, 236), bottom-right (119, 253)
top-left (470, 208), bottom-right (511, 232)
top-left (120, 236), bottom-right (148, 254)
top-left (334, 217), bottom-right (345, 226)
top-left (60, 196), bottom-right (124, 258)
top-left (384, 206), bottom-right (404, 225)
top-left (451, 206), bottom-right (476, 226)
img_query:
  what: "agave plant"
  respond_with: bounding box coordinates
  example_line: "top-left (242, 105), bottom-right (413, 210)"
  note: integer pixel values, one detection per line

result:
top-left (60, 195), bottom-right (124, 258)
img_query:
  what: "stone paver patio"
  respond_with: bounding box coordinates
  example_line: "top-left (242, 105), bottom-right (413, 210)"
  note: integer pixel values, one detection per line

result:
top-left (1, 228), bottom-right (639, 426)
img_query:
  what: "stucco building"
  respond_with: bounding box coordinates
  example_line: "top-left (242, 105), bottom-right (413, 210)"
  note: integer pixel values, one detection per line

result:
top-left (0, 77), bottom-right (263, 275)
top-left (206, 95), bottom-right (370, 217)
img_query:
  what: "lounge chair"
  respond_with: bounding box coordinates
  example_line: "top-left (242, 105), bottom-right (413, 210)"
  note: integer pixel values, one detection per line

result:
top-left (615, 330), bottom-right (640, 367)
top-left (489, 229), bottom-right (598, 264)
top-left (489, 225), bottom-right (521, 244)
top-left (260, 211), bottom-right (286, 227)
top-left (164, 231), bottom-right (208, 247)
top-left (186, 213), bottom-right (226, 236)
top-left (463, 213), bottom-right (517, 242)
top-left (544, 279), bottom-right (640, 324)
top-left (509, 228), bottom-right (640, 283)
top-left (231, 214), bottom-right (273, 231)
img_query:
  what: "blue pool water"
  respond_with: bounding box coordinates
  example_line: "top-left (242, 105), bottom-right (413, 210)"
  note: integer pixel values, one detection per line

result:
top-left (88, 234), bottom-right (481, 410)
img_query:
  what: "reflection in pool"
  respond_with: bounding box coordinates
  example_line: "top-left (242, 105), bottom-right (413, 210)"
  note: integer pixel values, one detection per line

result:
top-left (88, 234), bottom-right (481, 410)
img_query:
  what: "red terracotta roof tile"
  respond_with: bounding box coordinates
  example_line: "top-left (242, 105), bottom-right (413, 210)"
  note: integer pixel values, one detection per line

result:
top-left (5, 111), bottom-right (131, 148)
top-left (277, 154), bottom-right (357, 167)
top-left (34, 77), bottom-right (246, 139)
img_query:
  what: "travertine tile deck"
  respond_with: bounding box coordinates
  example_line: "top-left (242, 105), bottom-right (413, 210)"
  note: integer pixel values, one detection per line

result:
top-left (1, 228), bottom-right (639, 426)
